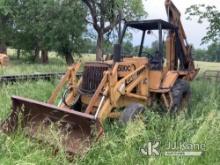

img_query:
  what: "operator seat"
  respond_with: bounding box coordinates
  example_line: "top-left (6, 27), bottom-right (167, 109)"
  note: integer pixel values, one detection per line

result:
top-left (150, 51), bottom-right (163, 70)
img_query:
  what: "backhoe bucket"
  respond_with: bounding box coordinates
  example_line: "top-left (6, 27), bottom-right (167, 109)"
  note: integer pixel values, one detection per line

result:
top-left (1, 96), bottom-right (102, 155)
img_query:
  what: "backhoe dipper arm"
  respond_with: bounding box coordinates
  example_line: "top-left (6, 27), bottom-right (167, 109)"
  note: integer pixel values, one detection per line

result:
top-left (165, 0), bottom-right (195, 70)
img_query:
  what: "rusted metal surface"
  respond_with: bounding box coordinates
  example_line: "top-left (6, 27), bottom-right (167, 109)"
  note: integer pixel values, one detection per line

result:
top-left (1, 96), bottom-right (100, 154)
top-left (162, 71), bottom-right (178, 89)
top-left (203, 70), bottom-right (220, 82)
top-left (80, 62), bottom-right (110, 94)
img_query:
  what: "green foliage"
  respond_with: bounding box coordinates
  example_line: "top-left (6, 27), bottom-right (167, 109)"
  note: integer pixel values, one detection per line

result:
top-left (47, 1), bottom-right (86, 57)
top-left (207, 42), bottom-right (220, 62)
top-left (122, 40), bottom-right (164, 57)
top-left (80, 38), bottom-right (96, 54)
top-left (0, 0), bottom-right (14, 50)
top-left (121, 0), bottom-right (147, 20)
top-left (12, 0), bottom-right (86, 56)
top-left (0, 0), bottom-right (86, 63)
top-left (192, 43), bottom-right (220, 62)
top-left (186, 4), bottom-right (220, 44)
top-left (192, 48), bottom-right (207, 61)
top-left (123, 41), bottom-right (134, 54)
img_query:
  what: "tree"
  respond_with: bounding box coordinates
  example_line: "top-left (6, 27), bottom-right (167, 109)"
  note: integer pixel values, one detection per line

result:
top-left (80, 38), bottom-right (96, 54)
top-left (10, 0), bottom-right (86, 64)
top-left (11, 0), bottom-right (55, 63)
top-left (186, 4), bottom-right (220, 44)
top-left (192, 47), bottom-right (207, 61)
top-left (207, 42), bottom-right (220, 62)
top-left (48, 0), bottom-right (86, 65)
top-left (0, 0), bottom-right (14, 54)
top-left (82, 0), bottom-right (146, 61)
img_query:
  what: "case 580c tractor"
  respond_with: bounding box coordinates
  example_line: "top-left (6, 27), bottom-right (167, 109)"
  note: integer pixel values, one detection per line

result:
top-left (1, 0), bottom-right (199, 155)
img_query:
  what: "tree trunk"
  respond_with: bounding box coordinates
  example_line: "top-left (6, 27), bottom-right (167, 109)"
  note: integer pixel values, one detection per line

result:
top-left (96, 33), bottom-right (104, 61)
top-left (33, 47), bottom-right (40, 62)
top-left (17, 49), bottom-right (21, 59)
top-left (0, 41), bottom-right (7, 54)
top-left (65, 53), bottom-right (74, 65)
top-left (41, 49), bottom-right (49, 64)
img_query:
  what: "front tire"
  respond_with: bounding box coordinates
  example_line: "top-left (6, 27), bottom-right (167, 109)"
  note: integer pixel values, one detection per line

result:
top-left (119, 103), bottom-right (145, 124)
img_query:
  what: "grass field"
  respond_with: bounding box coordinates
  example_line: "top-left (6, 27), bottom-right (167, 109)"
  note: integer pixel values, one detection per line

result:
top-left (1, 52), bottom-right (220, 75)
top-left (0, 55), bottom-right (220, 165)
top-left (0, 52), bottom-right (97, 76)
top-left (195, 61), bottom-right (220, 73)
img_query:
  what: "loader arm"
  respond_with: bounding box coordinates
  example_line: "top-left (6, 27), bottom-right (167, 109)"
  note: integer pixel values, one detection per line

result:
top-left (48, 63), bottom-right (81, 105)
top-left (112, 65), bottom-right (147, 104)
top-left (95, 64), bottom-right (148, 123)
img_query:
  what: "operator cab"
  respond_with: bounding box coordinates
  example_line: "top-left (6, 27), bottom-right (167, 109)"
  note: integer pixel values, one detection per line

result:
top-left (118, 19), bottom-right (177, 70)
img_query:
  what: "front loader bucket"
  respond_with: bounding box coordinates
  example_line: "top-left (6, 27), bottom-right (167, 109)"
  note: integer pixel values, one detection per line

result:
top-left (1, 96), bottom-right (102, 155)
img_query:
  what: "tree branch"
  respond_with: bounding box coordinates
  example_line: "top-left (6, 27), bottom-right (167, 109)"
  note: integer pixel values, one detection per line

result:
top-left (104, 16), bottom-right (120, 34)
top-left (82, 0), bottom-right (100, 31)
top-left (85, 18), bottom-right (93, 25)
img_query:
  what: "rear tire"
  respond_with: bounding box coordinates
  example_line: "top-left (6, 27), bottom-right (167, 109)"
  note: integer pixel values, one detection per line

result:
top-left (171, 79), bottom-right (191, 114)
top-left (119, 103), bottom-right (145, 124)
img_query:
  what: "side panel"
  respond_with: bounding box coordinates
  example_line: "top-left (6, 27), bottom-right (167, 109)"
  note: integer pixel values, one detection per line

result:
top-left (149, 71), bottom-right (163, 90)
top-left (161, 71), bottom-right (178, 89)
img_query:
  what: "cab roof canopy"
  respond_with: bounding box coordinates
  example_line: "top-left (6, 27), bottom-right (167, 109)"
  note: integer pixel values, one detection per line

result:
top-left (125, 19), bottom-right (177, 31)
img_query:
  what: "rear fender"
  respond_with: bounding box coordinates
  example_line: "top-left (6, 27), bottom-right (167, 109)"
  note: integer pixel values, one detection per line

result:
top-left (161, 71), bottom-right (179, 89)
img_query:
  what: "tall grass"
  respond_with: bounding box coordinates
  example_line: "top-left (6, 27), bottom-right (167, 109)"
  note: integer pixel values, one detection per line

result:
top-left (0, 79), bottom-right (219, 164)
top-left (0, 81), bottom-right (70, 164)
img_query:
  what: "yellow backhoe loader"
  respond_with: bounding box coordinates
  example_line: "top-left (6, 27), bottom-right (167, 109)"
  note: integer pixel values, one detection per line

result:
top-left (1, 0), bottom-right (199, 155)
